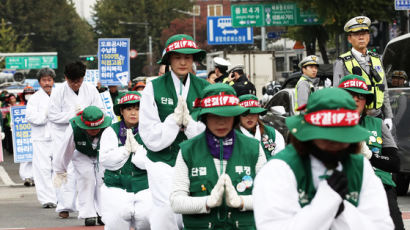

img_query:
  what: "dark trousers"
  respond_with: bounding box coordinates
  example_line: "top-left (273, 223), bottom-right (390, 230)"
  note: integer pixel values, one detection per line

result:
top-left (385, 185), bottom-right (405, 230)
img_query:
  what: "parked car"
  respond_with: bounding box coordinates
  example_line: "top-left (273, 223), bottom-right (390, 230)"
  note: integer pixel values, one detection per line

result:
top-left (383, 33), bottom-right (410, 195)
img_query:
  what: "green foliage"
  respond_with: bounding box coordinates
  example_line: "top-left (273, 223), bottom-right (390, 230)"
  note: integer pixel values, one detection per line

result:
top-left (93, 0), bottom-right (192, 76)
top-left (0, 0), bottom-right (96, 80)
top-left (0, 18), bottom-right (31, 53)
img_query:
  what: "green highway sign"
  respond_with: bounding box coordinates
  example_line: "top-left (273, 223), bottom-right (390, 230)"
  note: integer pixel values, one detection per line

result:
top-left (231, 4), bottom-right (264, 27)
top-left (5, 55), bottom-right (58, 69)
top-left (231, 3), bottom-right (322, 27)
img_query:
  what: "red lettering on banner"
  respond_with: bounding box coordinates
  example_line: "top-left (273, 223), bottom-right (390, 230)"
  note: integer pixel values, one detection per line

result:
top-left (196, 95), bottom-right (239, 108)
top-left (239, 99), bottom-right (260, 108)
top-left (304, 108), bottom-right (359, 127)
top-left (339, 80), bottom-right (368, 90)
top-left (119, 94), bottom-right (140, 104)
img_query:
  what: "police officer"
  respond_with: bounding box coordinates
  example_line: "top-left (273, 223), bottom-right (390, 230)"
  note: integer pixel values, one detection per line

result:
top-left (213, 57), bottom-right (231, 83)
top-left (333, 16), bottom-right (393, 130)
top-left (225, 64), bottom-right (256, 97)
top-left (294, 55), bottom-right (320, 110)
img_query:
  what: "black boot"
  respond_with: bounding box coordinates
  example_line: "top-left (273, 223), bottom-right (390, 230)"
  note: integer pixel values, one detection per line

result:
top-left (84, 217), bottom-right (97, 226)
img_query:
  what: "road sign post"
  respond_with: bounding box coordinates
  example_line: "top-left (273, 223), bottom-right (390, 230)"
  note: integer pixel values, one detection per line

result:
top-left (207, 16), bottom-right (253, 45)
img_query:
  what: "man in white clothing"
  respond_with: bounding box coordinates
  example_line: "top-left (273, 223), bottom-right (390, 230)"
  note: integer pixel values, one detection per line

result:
top-left (26, 68), bottom-right (57, 208)
top-left (48, 61), bottom-right (104, 218)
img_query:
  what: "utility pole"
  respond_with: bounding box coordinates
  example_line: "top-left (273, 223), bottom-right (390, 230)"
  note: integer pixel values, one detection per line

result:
top-left (172, 8), bottom-right (198, 41)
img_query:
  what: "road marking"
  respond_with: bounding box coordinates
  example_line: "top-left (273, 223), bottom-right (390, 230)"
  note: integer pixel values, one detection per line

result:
top-left (0, 165), bottom-right (17, 186)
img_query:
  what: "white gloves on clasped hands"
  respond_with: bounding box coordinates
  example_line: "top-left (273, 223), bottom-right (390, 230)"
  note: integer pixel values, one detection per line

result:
top-left (359, 141), bottom-right (372, 160)
top-left (173, 96), bottom-right (185, 126)
top-left (53, 172), bottom-right (67, 188)
top-left (174, 96), bottom-right (191, 127)
top-left (224, 175), bottom-right (243, 208)
top-left (384, 118), bottom-right (393, 131)
top-left (206, 174), bottom-right (225, 209)
top-left (74, 104), bottom-right (83, 115)
top-left (125, 129), bottom-right (139, 153)
top-left (324, 78), bottom-right (332, 88)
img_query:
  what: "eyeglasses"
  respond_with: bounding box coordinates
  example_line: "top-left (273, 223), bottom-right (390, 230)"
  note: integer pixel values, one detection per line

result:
top-left (349, 92), bottom-right (366, 100)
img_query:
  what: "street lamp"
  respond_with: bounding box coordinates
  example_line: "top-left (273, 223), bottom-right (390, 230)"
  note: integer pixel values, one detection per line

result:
top-left (172, 8), bottom-right (198, 41)
top-left (118, 20), bottom-right (153, 75)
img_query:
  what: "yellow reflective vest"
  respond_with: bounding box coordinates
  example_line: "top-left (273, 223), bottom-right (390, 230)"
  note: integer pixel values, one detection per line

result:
top-left (339, 51), bottom-right (385, 109)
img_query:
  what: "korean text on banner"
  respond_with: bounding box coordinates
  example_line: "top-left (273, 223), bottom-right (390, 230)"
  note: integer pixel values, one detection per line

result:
top-left (10, 106), bottom-right (33, 163)
top-left (100, 91), bottom-right (118, 123)
top-left (98, 38), bottom-right (130, 86)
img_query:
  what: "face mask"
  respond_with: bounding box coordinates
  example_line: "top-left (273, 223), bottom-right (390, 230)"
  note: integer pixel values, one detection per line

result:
top-left (310, 142), bottom-right (351, 169)
top-left (25, 95), bottom-right (32, 101)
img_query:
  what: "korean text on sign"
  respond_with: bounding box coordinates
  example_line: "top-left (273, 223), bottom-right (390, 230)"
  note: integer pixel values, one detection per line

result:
top-left (98, 38), bottom-right (130, 86)
top-left (10, 106), bottom-right (33, 163)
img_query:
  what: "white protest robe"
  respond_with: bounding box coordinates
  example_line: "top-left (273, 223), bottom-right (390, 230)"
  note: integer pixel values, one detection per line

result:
top-left (53, 125), bottom-right (103, 219)
top-left (253, 155), bottom-right (394, 230)
top-left (139, 71), bottom-right (206, 230)
top-left (99, 127), bottom-right (152, 230)
top-left (26, 88), bottom-right (57, 205)
top-left (48, 81), bottom-right (104, 213)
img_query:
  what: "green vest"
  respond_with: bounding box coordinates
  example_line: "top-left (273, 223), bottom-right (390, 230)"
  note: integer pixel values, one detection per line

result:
top-left (339, 51), bottom-right (385, 109)
top-left (273, 145), bottom-right (363, 207)
top-left (360, 116), bottom-right (396, 187)
top-left (148, 72), bottom-right (209, 166)
top-left (294, 75), bottom-right (314, 110)
top-left (103, 122), bottom-right (149, 193)
top-left (260, 124), bottom-right (276, 160)
top-left (69, 119), bottom-right (99, 158)
top-left (181, 130), bottom-right (259, 230)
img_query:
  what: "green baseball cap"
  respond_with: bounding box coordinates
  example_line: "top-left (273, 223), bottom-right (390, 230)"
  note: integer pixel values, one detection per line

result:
top-left (113, 91), bottom-right (141, 116)
top-left (72, 106), bottom-right (112, 130)
top-left (238, 94), bottom-right (266, 115)
top-left (157, 34), bottom-right (206, 65)
top-left (286, 88), bottom-right (370, 143)
top-left (338, 74), bottom-right (374, 105)
top-left (193, 83), bottom-right (249, 120)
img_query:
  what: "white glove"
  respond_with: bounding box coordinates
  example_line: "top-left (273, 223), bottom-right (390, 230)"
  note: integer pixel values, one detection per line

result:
top-left (1, 132), bottom-right (4, 140)
top-left (224, 175), bottom-right (243, 209)
top-left (53, 172), bottom-right (67, 188)
top-left (173, 96), bottom-right (184, 126)
top-left (128, 129), bottom-right (139, 153)
top-left (181, 97), bottom-right (191, 127)
top-left (359, 141), bottom-right (372, 159)
top-left (74, 104), bottom-right (82, 115)
top-left (206, 174), bottom-right (225, 209)
top-left (325, 78), bottom-right (332, 88)
top-left (125, 129), bottom-right (136, 153)
top-left (384, 118), bottom-right (393, 131)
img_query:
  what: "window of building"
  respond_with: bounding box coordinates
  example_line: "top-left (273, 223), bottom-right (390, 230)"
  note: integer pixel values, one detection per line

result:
top-left (208, 4), bottom-right (223, 16)
top-left (193, 5), bottom-right (200, 16)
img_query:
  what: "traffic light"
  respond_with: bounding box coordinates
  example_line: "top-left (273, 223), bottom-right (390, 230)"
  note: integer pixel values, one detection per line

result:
top-left (86, 56), bottom-right (95, 61)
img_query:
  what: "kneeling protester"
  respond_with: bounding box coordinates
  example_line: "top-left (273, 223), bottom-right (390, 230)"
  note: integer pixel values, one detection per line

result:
top-left (53, 106), bottom-right (112, 226)
top-left (170, 83), bottom-right (267, 229)
top-left (99, 91), bottom-right (152, 230)
top-left (253, 88), bottom-right (394, 230)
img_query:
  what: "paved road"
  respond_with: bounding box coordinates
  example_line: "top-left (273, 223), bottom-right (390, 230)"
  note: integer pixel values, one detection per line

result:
top-left (1, 149), bottom-right (410, 229)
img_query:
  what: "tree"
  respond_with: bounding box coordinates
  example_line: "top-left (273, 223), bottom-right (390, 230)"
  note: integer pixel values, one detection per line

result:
top-left (93, 0), bottom-right (192, 77)
top-left (0, 0), bottom-right (96, 80)
top-left (0, 18), bottom-right (31, 53)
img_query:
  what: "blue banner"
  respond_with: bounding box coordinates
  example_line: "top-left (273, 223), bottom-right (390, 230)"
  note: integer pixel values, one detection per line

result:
top-left (10, 106), bottom-right (33, 163)
top-left (84, 69), bottom-right (99, 86)
top-left (98, 38), bottom-right (130, 86)
top-left (207, 16), bottom-right (253, 45)
top-left (100, 91), bottom-right (118, 123)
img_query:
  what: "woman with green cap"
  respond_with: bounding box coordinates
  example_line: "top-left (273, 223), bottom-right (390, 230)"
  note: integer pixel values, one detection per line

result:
top-left (139, 34), bottom-right (209, 230)
top-left (99, 91), bottom-right (152, 230)
top-left (170, 83), bottom-right (267, 229)
top-left (338, 74), bottom-right (403, 230)
top-left (53, 106), bottom-right (112, 226)
top-left (238, 94), bottom-right (285, 160)
top-left (253, 88), bottom-right (393, 229)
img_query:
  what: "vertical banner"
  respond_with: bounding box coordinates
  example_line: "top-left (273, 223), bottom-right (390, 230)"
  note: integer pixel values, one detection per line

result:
top-left (98, 38), bottom-right (130, 86)
top-left (10, 106), bottom-right (33, 163)
top-left (100, 91), bottom-right (118, 123)
top-left (84, 69), bottom-right (99, 86)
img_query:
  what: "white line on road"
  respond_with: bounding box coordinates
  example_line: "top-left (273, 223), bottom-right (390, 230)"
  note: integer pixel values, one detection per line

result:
top-left (0, 165), bottom-right (17, 186)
